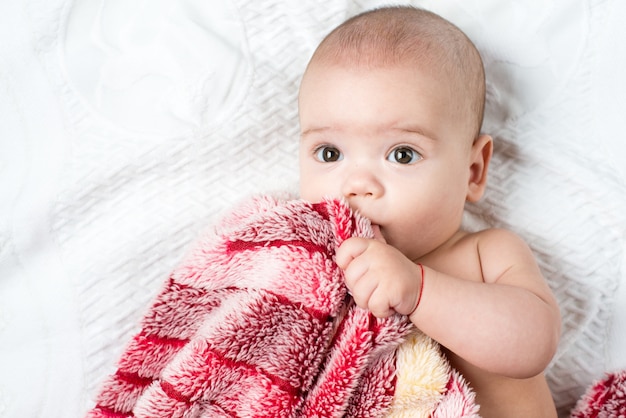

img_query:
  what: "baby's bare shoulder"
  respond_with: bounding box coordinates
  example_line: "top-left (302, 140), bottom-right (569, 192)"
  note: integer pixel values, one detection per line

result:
top-left (468, 228), bottom-right (544, 285)
top-left (449, 228), bottom-right (527, 254)
top-left (462, 228), bottom-right (533, 256)
top-left (465, 227), bottom-right (523, 242)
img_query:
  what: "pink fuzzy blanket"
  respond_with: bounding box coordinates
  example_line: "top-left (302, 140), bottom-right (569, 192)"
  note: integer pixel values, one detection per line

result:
top-left (570, 370), bottom-right (626, 418)
top-left (87, 195), bottom-right (479, 417)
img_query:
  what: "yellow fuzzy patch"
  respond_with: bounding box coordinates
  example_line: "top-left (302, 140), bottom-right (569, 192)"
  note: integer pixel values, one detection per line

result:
top-left (387, 331), bottom-right (450, 417)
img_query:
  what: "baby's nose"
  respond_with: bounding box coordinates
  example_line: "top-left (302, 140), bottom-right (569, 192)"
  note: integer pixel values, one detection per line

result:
top-left (341, 168), bottom-right (384, 199)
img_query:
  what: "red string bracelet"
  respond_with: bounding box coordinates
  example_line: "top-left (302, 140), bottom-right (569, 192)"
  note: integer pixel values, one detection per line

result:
top-left (409, 263), bottom-right (425, 316)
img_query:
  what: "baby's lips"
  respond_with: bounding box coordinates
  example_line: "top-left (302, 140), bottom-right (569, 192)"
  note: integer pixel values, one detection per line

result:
top-left (371, 224), bottom-right (386, 243)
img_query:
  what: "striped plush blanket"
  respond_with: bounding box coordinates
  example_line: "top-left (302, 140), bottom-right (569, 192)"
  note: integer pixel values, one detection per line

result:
top-left (87, 195), bottom-right (479, 417)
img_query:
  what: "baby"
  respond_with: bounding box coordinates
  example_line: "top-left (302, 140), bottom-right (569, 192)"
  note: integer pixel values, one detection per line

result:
top-left (298, 6), bottom-right (561, 418)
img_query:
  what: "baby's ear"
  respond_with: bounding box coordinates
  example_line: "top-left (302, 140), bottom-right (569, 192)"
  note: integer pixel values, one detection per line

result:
top-left (466, 134), bottom-right (493, 202)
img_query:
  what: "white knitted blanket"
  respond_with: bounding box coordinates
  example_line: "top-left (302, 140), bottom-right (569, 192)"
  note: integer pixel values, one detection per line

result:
top-left (1, 1), bottom-right (625, 417)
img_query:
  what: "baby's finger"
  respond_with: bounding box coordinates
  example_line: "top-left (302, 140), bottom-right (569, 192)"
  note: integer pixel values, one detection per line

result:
top-left (335, 237), bottom-right (369, 270)
top-left (367, 288), bottom-right (395, 318)
top-left (344, 264), bottom-right (377, 309)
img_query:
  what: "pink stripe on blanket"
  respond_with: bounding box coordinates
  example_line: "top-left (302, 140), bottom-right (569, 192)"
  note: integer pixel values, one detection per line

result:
top-left (227, 238), bottom-right (331, 258)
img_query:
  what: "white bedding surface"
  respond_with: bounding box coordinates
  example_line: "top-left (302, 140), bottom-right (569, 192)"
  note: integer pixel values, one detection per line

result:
top-left (1, 0), bottom-right (625, 417)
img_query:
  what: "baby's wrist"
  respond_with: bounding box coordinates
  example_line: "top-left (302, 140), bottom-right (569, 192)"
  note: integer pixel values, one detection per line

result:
top-left (408, 263), bottom-right (425, 316)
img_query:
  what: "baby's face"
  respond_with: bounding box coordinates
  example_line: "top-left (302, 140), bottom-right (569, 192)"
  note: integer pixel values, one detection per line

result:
top-left (298, 62), bottom-right (476, 260)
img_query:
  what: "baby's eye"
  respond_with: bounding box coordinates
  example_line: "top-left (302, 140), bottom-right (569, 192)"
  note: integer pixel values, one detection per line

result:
top-left (387, 146), bottom-right (421, 164)
top-left (315, 146), bottom-right (343, 162)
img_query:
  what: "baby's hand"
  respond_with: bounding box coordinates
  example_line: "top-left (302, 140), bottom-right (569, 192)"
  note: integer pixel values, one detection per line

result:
top-left (335, 235), bottom-right (423, 318)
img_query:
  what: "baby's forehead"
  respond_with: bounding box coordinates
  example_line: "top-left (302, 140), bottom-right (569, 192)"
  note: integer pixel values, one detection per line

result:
top-left (304, 52), bottom-right (459, 96)
top-left (309, 40), bottom-right (472, 97)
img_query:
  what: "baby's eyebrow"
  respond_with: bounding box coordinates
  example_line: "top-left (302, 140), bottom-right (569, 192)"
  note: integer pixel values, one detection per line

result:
top-left (390, 125), bottom-right (439, 142)
top-left (300, 126), bottom-right (333, 138)
top-left (300, 124), bottom-right (438, 142)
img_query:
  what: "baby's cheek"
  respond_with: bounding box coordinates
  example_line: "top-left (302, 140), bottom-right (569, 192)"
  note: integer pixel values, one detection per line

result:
top-left (300, 176), bottom-right (337, 202)
top-left (299, 184), bottom-right (324, 202)
top-left (298, 173), bottom-right (314, 199)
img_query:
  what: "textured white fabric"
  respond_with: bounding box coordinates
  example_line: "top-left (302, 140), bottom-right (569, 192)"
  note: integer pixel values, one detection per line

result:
top-left (592, 0), bottom-right (626, 376)
top-left (1, 1), bottom-right (625, 417)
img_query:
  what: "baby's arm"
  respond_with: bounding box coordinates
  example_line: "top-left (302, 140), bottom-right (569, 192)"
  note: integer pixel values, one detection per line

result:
top-left (336, 228), bottom-right (560, 379)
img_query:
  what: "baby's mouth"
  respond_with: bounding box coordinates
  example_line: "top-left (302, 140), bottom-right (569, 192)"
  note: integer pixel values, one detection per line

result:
top-left (371, 224), bottom-right (386, 242)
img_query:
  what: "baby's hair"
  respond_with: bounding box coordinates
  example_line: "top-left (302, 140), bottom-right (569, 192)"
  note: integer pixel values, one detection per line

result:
top-left (307, 6), bottom-right (486, 140)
